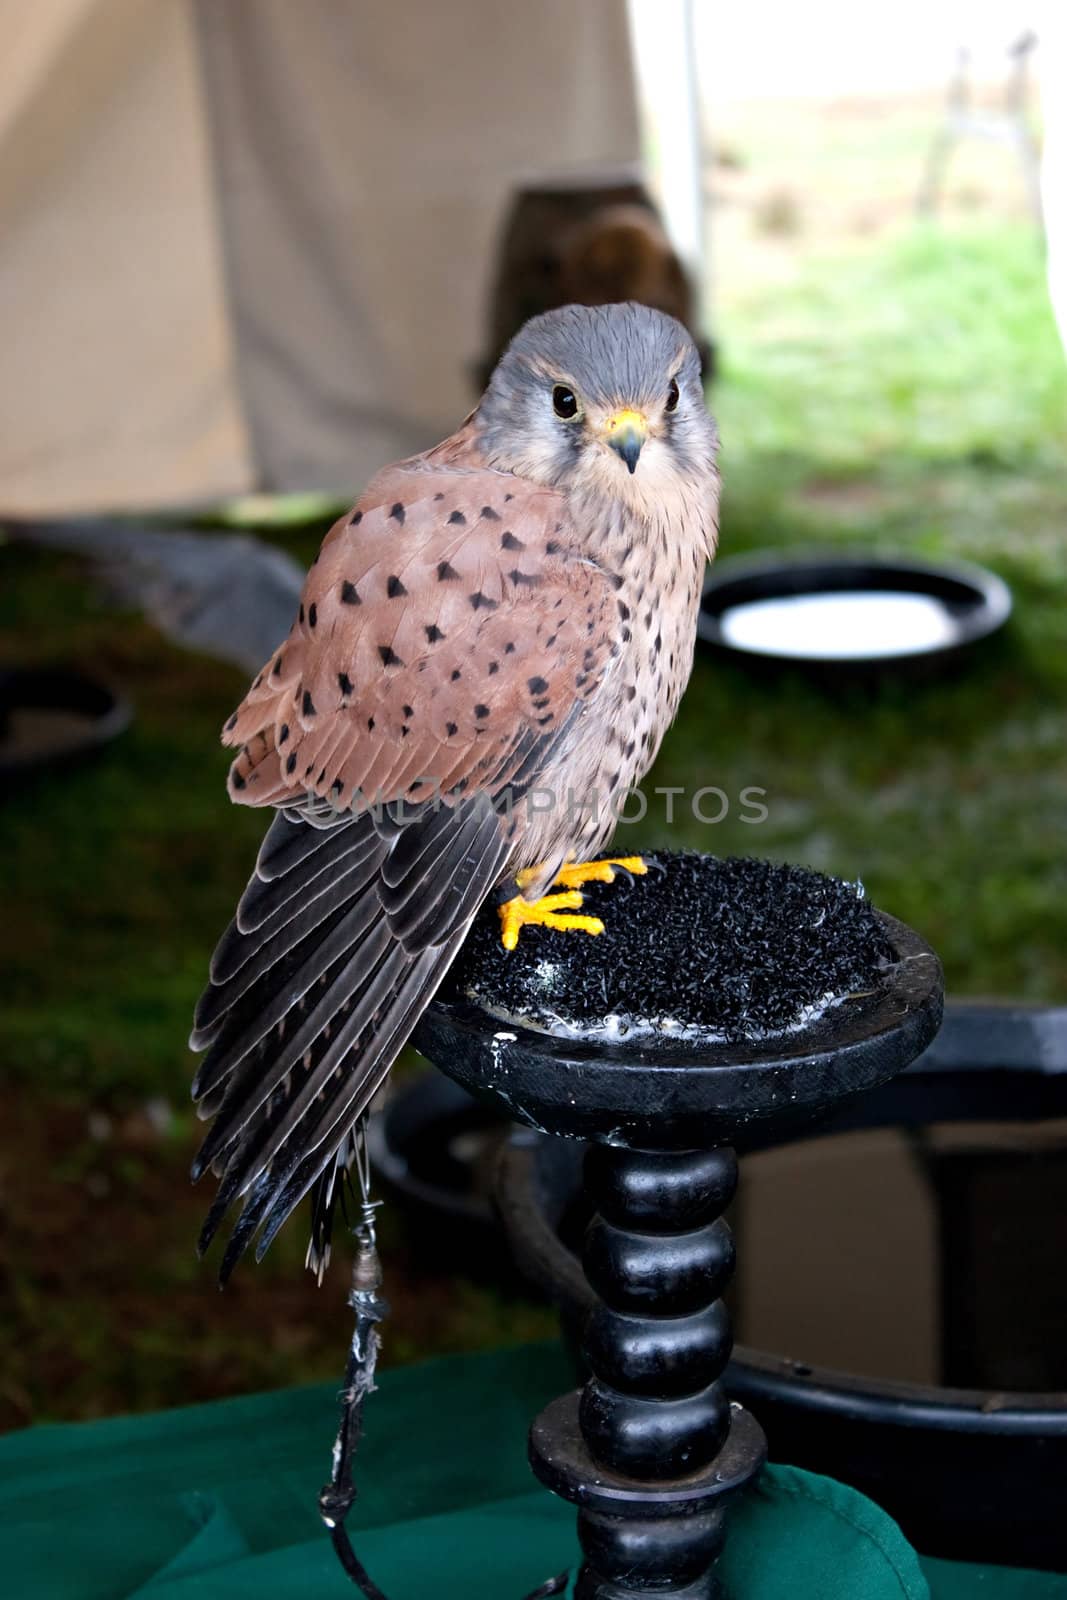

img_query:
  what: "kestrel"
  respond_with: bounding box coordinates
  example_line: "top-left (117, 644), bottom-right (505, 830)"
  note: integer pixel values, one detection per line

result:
top-left (190, 303), bottom-right (720, 1279)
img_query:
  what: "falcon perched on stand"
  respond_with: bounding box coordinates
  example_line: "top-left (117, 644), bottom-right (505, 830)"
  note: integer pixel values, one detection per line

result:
top-left (190, 303), bottom-right (720, 1280)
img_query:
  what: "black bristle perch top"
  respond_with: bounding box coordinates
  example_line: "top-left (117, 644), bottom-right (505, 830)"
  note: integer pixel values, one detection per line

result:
top-left (446, 852), bottom-right (896, 1045)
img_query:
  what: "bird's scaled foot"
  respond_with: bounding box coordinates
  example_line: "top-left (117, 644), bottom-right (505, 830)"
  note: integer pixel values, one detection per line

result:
top-left (500, 856), bottom-right (647, 951)
top-left (499, 890), bottom-right (604, 953)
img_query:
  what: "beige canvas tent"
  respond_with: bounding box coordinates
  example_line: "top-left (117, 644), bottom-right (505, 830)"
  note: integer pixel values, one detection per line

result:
top-left (0, 0), bottom-right (640, 515)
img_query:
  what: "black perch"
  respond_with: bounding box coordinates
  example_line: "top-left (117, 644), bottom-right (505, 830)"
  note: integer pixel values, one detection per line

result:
top-left (418, 852), bottom-right (944, 1598)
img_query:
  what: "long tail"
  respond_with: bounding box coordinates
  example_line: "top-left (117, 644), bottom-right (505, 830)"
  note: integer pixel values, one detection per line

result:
top-left (189, 797), bottom-right (507, 1281)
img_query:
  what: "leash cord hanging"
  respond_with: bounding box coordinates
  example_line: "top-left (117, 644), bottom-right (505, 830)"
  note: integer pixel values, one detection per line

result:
top-left (319, 1123), bottom-right (391, 1600)
top-left (319, 1121), bottom-right (571, 1600)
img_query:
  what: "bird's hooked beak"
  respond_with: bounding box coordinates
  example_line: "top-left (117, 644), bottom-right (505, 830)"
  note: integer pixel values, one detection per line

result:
top-left (602, 408), bottom-right (648, 475)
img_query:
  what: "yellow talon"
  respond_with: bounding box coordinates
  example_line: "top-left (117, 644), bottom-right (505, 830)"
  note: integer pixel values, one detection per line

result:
top-left (553, 855), bottom-right (647, 891)
top-left (500, 856), bottom-right (646, 950)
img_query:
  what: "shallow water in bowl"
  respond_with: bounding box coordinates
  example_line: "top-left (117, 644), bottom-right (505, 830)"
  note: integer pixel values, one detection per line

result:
top-left (719, 590), bottom-right (959, 659)
top-left (734, 1119), bottom-right (1067, 1389)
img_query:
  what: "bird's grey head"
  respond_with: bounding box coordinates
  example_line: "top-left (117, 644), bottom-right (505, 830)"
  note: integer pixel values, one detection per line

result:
top-left (477, 303), bottom-right (718, 514)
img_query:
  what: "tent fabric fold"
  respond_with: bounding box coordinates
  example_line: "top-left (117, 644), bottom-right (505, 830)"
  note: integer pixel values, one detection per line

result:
top-left (0, 0), bottom-right (640, 515)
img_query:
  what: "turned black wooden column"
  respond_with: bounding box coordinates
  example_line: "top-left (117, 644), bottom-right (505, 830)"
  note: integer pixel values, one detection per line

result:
top-left (416, 870), bottom-right (943, 1598)
top-left (528, 1143), bottom-right (760, 1599)
top-left (581, 1146), bottom-right (737, 1478)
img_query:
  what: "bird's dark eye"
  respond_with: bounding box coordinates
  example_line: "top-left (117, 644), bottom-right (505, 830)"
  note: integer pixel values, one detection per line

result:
top-left (665, 378), bottom-right (680, 413)
top-left (552, 385), bottom-right (579, 419)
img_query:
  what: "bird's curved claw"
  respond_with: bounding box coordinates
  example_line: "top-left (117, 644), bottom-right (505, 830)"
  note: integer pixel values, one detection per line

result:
top-left (552, 855), bottom-right (647, 891)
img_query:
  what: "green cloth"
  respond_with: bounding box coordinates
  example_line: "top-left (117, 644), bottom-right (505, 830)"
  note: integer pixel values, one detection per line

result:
top-left (920, 1558), bottom-right (1067, 1600)
top-left (0, 1341), bottom-right (1062, 1599)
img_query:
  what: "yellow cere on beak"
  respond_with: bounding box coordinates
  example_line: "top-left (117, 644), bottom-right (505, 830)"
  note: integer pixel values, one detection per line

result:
top-left (603, 409), bottom-right (648, 475)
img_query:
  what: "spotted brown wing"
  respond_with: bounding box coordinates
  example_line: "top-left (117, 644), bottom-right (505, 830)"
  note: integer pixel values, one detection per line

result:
top-left (190, 460), bottom-right (619, 1276)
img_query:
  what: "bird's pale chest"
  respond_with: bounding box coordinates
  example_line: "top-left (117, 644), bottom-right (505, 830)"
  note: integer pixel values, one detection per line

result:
top-left (504, 488), bottom-right (714, 880)
top-left (567, 500), bottom-right (709, 812)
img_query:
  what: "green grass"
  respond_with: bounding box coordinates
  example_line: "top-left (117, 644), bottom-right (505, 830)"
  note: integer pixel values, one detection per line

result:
top-left (2, 217), bottom-right (1065, 1425)
top-left (1, 553), bottom-right (263, 1098)
top-left (651, 221), bottom-right (1067, 1002)
top-left (718, 223), bottom-right (1067, 477)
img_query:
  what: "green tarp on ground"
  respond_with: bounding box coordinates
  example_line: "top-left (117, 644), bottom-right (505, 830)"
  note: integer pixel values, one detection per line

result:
top-left (1, 1342), bottom-right (1063, 1599)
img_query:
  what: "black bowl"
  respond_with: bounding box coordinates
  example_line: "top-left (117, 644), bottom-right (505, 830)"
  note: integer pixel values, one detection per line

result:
top-left (0, 666), bottom-right (131, 777)
top-left (697, 551), bottom-right (1012, 677)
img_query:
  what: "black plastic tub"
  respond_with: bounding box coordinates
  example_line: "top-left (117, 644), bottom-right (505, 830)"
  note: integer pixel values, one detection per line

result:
top-left (494, 1002), bottom-right (1067, 1571)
